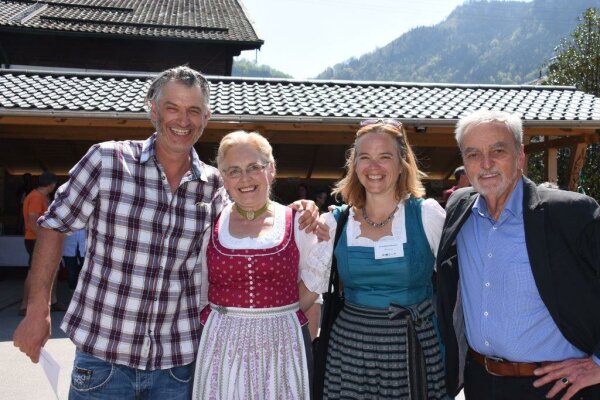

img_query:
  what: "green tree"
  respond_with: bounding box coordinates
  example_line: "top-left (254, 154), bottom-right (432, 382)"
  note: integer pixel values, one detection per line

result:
top-left (533, 8), bottom-right (600, 198)
top-left (232, 59), bottom-right (293, 79)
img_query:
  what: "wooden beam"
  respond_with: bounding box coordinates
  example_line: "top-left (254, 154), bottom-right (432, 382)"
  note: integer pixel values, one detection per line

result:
top-left (524, 134), bottom-right (598, 153)
top-left (544, 146), bottom-right (558, 184)
top-left (0, 116), bottom-right (151, 128)
top-left (306, 146), bottom-right (320, 179)
top-left (567, 143), bottom-right (588, 191)
top-left (523, 127), bottom-right (598, 136)
top-left (0, 124), bottom-right (154, 140)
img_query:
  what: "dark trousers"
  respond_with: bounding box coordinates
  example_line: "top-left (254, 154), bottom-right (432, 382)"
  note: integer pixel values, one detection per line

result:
top-left (63, 255), bottom-right (84, 290)
top-left (24, 239), bottom-right (36, 267)
top-left (464, 352), bottom-right (600, 400)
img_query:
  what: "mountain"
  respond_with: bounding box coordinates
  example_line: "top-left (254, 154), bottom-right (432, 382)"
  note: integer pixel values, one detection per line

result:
top-left (232, 59), bottom-right (293, 78)
top-left (316, 0), bottom-right (600, 84)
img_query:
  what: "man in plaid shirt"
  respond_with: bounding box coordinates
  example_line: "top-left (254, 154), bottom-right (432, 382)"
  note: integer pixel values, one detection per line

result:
top-left (13, 66), bottom-right (316, 399)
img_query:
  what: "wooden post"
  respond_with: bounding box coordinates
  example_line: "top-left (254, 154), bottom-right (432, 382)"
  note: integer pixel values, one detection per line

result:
top-left (544, 137), bottom-right (558, 185)
top-left (567, 143), bottom-right (588, 192)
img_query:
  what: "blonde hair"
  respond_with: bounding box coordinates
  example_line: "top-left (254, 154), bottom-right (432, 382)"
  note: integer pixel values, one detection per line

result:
top-left (332, 123), bottom-right (425, 208)
top-left (216, 130), bottom-right (276, 170)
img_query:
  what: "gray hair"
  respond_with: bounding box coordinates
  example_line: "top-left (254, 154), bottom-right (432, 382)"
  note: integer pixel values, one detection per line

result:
top-left (217, 130), bottom-right (276, 171)
top-left (455, 109), bottom-right (523, 150)
top-left (145, 65), bottom-right (210, 108)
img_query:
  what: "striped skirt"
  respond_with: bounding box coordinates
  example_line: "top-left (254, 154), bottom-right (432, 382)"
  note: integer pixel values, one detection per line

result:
top-left (323, 300), bottom-right (446, 399)
top-left (192, 303), bottom-right (311, 400)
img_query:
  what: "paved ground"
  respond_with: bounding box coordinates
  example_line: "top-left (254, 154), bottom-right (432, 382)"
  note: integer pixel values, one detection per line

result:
top-left (0, 274), bottom-right (75, 400)
top-left (0, 273), bottom-right (465, 400)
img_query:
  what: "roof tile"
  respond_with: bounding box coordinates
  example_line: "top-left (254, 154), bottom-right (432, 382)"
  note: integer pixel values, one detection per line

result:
top-left (1, 70), bottom-right (600, 126)
top-left (0, 0), bottom-right (261, 44)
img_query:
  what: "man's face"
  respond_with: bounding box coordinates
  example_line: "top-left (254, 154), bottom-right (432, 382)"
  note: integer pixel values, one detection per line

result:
top-left (460, 122), bottom-right (524, 201)
top-left (150, 81), bottom-right (210, 158)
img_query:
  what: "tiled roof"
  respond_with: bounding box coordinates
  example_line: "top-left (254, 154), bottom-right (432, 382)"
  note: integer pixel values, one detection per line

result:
top-left (1, 69), bottom-right (600, 126)
top-left (0, 0), bottom-right (262, 44)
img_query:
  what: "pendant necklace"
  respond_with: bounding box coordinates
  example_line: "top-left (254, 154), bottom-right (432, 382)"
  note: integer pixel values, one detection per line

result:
top-left (235, 201), bottom-right (270, 221)
top-left (362, 205), bottom-right (397, 228)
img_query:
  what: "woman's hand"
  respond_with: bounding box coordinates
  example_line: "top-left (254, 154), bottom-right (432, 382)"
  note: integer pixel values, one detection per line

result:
top-left (316, 214), bottom-right (331, 242)
top-left (290, 199), bottom-right (319, 233)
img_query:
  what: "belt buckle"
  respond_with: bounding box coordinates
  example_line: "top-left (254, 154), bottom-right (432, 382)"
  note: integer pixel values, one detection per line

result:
top-left (484, 355), bottom-right (504, 376)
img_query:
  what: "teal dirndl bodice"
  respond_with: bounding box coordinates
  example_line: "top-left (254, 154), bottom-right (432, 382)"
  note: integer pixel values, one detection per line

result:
top-left (334, 197), bottom-right (435, 309)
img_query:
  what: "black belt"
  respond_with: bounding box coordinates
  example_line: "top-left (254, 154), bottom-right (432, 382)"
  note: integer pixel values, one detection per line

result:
top-left (389, 301), bottom-right (431, 400)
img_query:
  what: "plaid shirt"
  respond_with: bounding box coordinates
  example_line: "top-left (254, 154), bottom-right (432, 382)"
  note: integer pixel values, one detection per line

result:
top-left (40, 134), bottom-right (226, 370)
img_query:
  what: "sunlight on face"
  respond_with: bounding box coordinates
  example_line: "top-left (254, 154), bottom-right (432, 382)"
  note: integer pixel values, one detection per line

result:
top-left (461, 122), bottom-right (524, 201)
top-left (222, 143), bottom-right (274, 210)
top-left (354, 131), bottom-right (402, 197)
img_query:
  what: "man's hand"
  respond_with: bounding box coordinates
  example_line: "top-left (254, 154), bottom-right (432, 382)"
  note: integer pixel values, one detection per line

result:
top-left (533, 357), bottom-right (600, 400)
top-left (316, 214), bottom-right (331, 242)
top-left (290, 199), bottom-right (319, 233)
top-left (13, 309), bottom-right (51, 363)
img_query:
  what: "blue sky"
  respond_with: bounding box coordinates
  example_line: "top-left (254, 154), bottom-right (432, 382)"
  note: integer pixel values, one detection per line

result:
top-left (238, 0), bottom-right (530, 79)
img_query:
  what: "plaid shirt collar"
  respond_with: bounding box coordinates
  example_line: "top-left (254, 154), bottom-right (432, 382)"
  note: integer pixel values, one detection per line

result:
top-left (140, 133), bottom-right (208, 182)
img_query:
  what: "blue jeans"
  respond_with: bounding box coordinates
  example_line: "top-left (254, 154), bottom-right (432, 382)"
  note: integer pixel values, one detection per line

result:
top-left (69, 351), bottom-right (192, 400)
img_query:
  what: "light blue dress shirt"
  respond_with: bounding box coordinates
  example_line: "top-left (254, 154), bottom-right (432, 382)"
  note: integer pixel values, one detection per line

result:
top-left (457, 178), bottom-right (587, 363)
top-left (63, 229), bottom-right (86, 257)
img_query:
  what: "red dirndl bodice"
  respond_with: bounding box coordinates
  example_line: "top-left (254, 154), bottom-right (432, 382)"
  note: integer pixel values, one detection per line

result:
top-left (201, 207), bottom-right (307, 324)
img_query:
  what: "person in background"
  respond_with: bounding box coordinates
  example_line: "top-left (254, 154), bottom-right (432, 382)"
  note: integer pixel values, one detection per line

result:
top-left (17, 172), bottom-right (34, 234)
top-left (62, 229), bottom-right (86, 291)
top-left (314, 119), bottom-right (447, 399)
top-left (192, 131), bottom-right (327, 400)
top-left (437, 109), bottom-right (600, 400)
top-left (315, 190), bottom-right (330, 214)
top-left (19, 171), bottom-right (65, 316)
top-left (441, 165), bottom-right (470, 207)
top-left (297, 182), bottom-right (309, 200)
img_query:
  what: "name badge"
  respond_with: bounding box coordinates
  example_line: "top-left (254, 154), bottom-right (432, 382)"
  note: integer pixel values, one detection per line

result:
top-left (374, 241), bottom-right (403, 259)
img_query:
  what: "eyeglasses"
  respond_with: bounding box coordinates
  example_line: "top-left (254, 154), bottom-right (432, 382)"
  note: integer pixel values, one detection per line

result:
top-left (360, 118), bottom-right (403, 128)
top-left (222, 163), bottom-right (268, 179)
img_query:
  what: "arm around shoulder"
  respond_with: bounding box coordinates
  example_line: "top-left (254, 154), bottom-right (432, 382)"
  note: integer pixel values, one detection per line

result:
top-left (296, 211), bottom-right (337, 295)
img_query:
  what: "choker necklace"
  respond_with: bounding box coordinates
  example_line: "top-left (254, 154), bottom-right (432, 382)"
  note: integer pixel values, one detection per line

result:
top-left (235, 202), bottom-right (270, 221)
top-left (362, 206), bottom-right (397, 228)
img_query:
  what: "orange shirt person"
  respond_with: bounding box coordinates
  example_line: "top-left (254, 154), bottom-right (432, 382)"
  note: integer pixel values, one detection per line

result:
top-left (20, 171), bottom-right (58, 315)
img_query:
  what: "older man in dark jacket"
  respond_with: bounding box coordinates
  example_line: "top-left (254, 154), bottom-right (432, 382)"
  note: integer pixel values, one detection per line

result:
top-left (436, 109), bottom-right (600, 400)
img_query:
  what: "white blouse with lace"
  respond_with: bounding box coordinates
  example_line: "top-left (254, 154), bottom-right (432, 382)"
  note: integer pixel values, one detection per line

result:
top-left (309, 198), bottom-right (446, 272)
top-left (211, 202), bottom-right (326, 293)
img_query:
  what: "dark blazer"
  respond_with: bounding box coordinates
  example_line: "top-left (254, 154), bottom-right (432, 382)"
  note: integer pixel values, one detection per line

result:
top-left (436, 177), bottom-right (600, 396)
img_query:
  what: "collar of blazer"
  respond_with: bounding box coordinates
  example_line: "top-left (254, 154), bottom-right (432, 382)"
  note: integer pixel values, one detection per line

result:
top-left (438, 176), bottom-right (542, 269)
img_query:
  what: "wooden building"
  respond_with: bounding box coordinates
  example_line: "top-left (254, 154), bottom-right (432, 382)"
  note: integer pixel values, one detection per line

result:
top-left (0, 0), bottom-right (263, 74)
top-left (1, 1), bottom-right (600, 263)
top-left (1, 69), bottom-right (600, 235)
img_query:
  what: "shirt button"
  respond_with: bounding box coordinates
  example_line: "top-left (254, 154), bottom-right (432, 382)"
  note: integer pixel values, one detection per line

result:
top-left (485, 341), bottom-right (490, 346)
top-left (485, 282), bottom-right (490, 287)
top-left (484, 311), bottom-right (489, 317)
top-left (161, 175), bottom-right (166, 180)
top-left (492, 226), bottom-right (497, 230)
top-left (488, 253), bottom-right (493, 258)
top-left (247, 257), bottom-right (252, 261)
